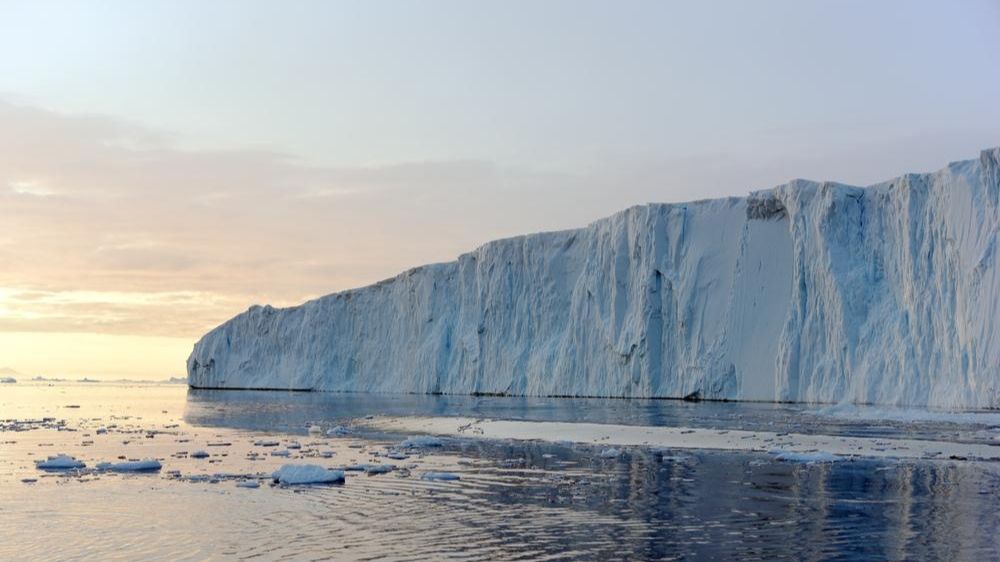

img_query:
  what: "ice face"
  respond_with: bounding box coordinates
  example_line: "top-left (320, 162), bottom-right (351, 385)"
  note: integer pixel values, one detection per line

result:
top-left (188, 148), bottom-right (1000, 408)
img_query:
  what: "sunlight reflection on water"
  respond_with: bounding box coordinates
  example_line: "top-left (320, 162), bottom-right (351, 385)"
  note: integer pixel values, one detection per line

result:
top-left (2, 383), bottom-right (999, 561)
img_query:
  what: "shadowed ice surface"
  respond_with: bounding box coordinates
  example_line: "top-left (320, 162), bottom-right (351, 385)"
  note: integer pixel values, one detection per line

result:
top-left (2, 383), bottom-right (999, 561)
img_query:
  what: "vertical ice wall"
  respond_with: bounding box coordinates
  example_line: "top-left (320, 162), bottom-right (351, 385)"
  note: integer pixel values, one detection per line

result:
top-left (188, 149), bottom-right (1000, 408)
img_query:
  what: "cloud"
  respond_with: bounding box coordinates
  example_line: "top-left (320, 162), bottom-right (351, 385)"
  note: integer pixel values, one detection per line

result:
top-left (2, 98), bottom-right (996, 342)
top-left (1, 100), bottom-right (619, 339)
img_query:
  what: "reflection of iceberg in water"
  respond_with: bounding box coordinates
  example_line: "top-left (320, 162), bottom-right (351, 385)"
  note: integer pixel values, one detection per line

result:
top-left (182, 389), bottom-right (1000, 559)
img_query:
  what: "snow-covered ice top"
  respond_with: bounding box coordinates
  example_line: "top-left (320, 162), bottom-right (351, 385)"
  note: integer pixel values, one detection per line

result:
top-left (188, 148), bottom-right (1000, 408)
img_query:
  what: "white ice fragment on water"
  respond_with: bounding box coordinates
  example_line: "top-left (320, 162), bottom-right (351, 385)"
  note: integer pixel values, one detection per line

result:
top-left (236, 480), bottom-right (261, 488)
top-left (35, 454), bottom-right (86, 470)
top-left (97, 459), bottom-right (162, 472)
top-left (286, 441), bottom-right (301, 449)
top-left (254, 440), bottom-right (280, 447)
top-left (272, 464), bottom-right (345, 485)
top-left (365, 464), bottom-right (394, 475)
top-left (769, 450), bottom-right (842, 463)
top-left (599, 448), bottom-right (622, 458)
top-left (326, 426), bottom-right (351, 437)
top-left (95, 427), bottom-right (108, 434)
top-left (307, 425), bottom-right (323, 434)
top-left (190, 450), bottom-right (210, 459)
top-left (421, 471), bottom-right (460, 481)
top-left (270, 449), bottom-right (291, 457)
top-left (385, 450), bottom-right (409, 460)
top-left (400, 436), bottom-right (444, 448)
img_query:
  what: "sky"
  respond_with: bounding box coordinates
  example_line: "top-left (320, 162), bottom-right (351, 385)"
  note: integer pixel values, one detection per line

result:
top-left (1, 0), bottom-right (999, 380)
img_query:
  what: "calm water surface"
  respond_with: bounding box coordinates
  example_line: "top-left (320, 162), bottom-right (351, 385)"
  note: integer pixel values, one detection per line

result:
top-left (2, 383), bottom-right (999, 561)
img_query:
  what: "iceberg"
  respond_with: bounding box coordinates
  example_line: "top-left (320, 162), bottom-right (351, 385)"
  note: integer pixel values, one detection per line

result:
top-left (421, 471), bottom-right (460, 481)
top-left (35, 454), bottom-right (86, 470)
top-left (188, 148), bottom-right (1000, 408)
top-left (272, 464), bottom-right (345, 485)
top-left (97, 459), bottom-right (162, 472)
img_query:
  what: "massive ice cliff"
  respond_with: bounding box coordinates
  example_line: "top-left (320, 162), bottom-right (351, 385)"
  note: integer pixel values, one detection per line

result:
top-left (189, 148), bottom-right (1000, 408)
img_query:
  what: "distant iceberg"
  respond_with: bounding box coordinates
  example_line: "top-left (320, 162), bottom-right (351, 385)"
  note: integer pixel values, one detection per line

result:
top-left (188, 148), bottom-right (1000, 408)
top-left (1, 367), bottom-right (20, 383)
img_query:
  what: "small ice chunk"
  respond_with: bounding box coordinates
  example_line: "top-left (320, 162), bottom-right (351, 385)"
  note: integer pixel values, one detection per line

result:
top-left (190, 450), bottom-right (210, 459)
top-left (400, 436), bottom-right (444, 449)
top-left (769, 450), bottom-right (842, 463)
top-left (421, 471), bottom-right (460, 481)
top-left (286, 441), bottom-right (301, 450)
top-left (599, 448), bottom-right (622, 458)
top-left (236, 480), bottom-right (261, 488)
top-left (272, 464), bottom-right (345, 485)
top-left (326, 426), bottom-right (351, 437)
top-left (97, 459), bottom-right (162, 472)
top-left (307, 425), bottom-right (323, 434)
top-left (365, 464), bottom-right (394, 475)
top-left (385, 451), bottom-right (409, 460)
top-left (36, 454), bottom-right (86, 470)
top-left (95, 427), bottom-right (108, 435)
top-left (270, 449), bottom-right (291, 457)
top-left (254, 440), bottom-right (280, 447)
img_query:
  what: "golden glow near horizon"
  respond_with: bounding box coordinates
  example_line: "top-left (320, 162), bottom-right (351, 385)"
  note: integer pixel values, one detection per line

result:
top-left (0, 332), bottom-right (193, 380)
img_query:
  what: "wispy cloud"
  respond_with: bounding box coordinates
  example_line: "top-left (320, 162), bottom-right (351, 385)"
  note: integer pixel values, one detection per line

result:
top-left (0, 100), bottom-right (517, 338)
top-left (2, 98), bottom-right (995, 344)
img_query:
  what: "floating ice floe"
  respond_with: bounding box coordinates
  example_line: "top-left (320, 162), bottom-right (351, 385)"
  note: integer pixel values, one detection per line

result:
top-left (364, 464), bottom-right (394, 475)
top-left (326, 426), bottom-right (351, 437)
top-left (307, 425), bottom-right (323, 434)
top-left (272, 464), bottom-right (345, 485)
top-left (385, 450), bottom-right (409, 460)
top-left (270, 449), bottom-right (291, 457)
top-left (599, 448), bottom-right (622, 458)
top-left (400, 436), bottom-right (444, 449)
top-left (97, 459), bottom-right (162, 472)
top-left (95, 427), bottom-right (108, 434)
top-left (421, 471), bottom-right (460, 481)
top-left (286, 441), bottom-right (301, 450)
top-left (35, 454), bottom-right (86, 470)
top-left (236, 480), bottom-right (261, 488)
top-left (769, 450), bottom-right (843, 464)
top-left (254, 439), bottom-right (280, 447)
top-left (190, 450), bottom-right (210, 459)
